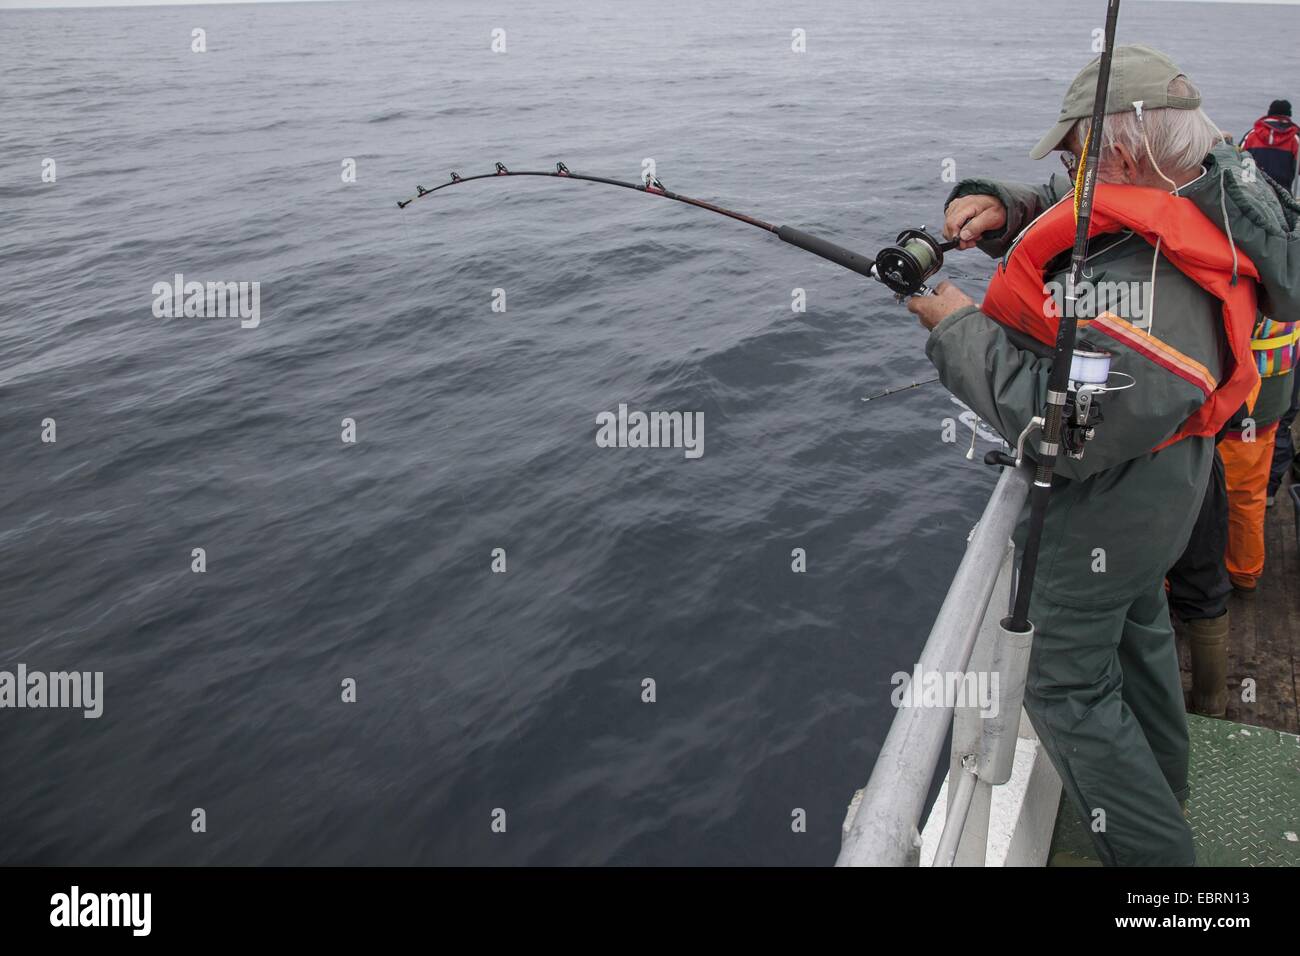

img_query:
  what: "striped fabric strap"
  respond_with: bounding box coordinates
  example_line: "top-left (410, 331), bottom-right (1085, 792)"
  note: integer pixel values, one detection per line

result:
top-left (1251, 320), bottom-right (1299, 377)
top-left (1250, 326), bottom-right (1300, 350)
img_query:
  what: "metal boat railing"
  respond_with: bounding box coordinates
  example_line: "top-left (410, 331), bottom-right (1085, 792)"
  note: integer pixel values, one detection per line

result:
top-left (837, 463), bottom-right (1032, 866)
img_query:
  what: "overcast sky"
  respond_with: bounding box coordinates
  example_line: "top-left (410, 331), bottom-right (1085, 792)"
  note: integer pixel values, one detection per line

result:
top-left (1, 0), bottom-right (1298, 8)
top-left (0, 0), bottom-right (341, 8)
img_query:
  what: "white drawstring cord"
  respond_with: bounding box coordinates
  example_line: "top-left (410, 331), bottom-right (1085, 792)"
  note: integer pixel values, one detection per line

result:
top-left (1146, 237), bottom-right (1161, 339)
top-left (1219, 168), bottom-right (1240, 286)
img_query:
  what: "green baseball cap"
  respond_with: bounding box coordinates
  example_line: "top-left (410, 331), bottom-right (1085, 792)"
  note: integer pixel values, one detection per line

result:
top-left (1029, 44), bottom-right (1201, 160)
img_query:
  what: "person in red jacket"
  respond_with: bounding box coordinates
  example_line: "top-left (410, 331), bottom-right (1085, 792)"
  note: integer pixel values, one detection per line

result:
top-left (1241, 99), bottom-right (1298, 192)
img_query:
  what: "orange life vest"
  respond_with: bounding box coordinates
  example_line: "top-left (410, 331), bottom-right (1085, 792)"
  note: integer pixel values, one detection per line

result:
top-left (980, 184), bottom-right (1261, 448)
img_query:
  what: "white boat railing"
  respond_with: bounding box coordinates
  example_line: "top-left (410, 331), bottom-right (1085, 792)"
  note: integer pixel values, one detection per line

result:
top-left (837, 463), bottom-right (1037, 867)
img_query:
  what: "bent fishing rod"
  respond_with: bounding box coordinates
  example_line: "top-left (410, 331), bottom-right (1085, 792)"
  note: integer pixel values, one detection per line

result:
top-left (397, 162), bottom-right (958, 300)
top-left (398, 0), bottom-right (1123, 639)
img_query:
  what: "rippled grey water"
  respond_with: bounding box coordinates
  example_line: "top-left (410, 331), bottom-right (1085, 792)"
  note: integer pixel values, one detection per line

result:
top-left (0, 0), bottom-right (1292, 864)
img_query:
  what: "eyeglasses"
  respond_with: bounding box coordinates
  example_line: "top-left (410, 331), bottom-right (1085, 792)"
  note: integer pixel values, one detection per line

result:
top-left (1061, 145), bottom-right (1113, 177)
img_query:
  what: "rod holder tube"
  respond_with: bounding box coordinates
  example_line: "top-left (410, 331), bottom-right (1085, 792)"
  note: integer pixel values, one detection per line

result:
top-left (948, 538), bottom-right (1019, 785)
top-left (979, 619), bottom-right (1035, 786)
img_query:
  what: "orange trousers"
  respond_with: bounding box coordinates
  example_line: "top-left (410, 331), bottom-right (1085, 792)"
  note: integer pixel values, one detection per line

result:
top-left (1220, 422), bottom-right (1279, 590)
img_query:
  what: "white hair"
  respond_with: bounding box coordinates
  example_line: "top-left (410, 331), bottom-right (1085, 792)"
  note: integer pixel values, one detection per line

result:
top-left (1069, 76), bottom-right (1223, 184)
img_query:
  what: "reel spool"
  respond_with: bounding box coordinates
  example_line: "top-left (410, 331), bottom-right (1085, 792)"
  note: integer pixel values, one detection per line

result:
top-left (1065, 343), bottom-right (1135, 395)
top-left (872, 228), bottom-right (956, 298)
top-left (1068, 347), bottom-right (1114, 387)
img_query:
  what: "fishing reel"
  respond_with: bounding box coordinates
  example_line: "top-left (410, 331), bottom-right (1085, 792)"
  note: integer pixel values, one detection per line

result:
top-left (1062, 346), bottom-right (1113, 458)
top-left (985, 344), bottom-right (1136, 468)
top-left (872, 228), bottom-right (959, 300)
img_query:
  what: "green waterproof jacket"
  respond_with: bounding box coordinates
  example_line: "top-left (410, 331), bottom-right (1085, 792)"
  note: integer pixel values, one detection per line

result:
top-left (925, 148), bottom-right (1299, 608)
top-left (1189, 142), bottom-right (1300, 321)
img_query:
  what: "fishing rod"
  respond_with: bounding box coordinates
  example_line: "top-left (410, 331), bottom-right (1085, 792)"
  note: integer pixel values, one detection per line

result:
top-left (860, 377), bottom-right (941, 403)
top-left (397, 162), bottom-right (960, 300)
top-left (999, 0), bottom-right (1123, 634)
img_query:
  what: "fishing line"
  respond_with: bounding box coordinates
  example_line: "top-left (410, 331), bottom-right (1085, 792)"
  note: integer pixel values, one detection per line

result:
top-left (396, 204), bottom-right (418, 257)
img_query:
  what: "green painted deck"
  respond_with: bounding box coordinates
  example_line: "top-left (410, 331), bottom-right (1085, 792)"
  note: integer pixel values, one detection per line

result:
top-left (1050, 714), bottom-right (1300, 866)
top-left (1051, 432), bottom-right (1300, 866)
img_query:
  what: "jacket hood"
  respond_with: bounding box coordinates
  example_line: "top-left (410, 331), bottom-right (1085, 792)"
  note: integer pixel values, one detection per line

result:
top-left (1254, 116), bottom-right (1299, 142)
top-left (1182, 141), bottom-right (1300, 318)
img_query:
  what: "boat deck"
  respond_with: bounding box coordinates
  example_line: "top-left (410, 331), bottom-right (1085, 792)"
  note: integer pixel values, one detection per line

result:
top-left (1050, 714), bottom-right (1300, 865)
top-left (1051, 434), bottom-right (1300, 866)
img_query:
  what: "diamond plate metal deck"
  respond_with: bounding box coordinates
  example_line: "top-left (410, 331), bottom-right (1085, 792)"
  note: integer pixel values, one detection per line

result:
top-left (1184, 716), bottom-right (1300, 866)
top-left (1050, 714), bottom-right (1300, 866)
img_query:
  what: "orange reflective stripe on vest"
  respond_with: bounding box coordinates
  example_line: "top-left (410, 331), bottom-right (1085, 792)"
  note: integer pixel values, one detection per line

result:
top-left (980, 183), bottom-right (1260, 449)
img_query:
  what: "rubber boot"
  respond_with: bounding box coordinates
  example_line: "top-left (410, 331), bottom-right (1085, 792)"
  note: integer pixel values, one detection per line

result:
top-left (1186, 612), bottom-right (1229, 718)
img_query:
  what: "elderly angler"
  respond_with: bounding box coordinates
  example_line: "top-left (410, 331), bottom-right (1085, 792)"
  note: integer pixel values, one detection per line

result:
top-left (906, 45), bottom-right (1300, 865)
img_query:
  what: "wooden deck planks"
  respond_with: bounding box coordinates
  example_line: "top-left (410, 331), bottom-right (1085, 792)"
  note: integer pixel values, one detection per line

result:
top-left (1176, 423), bottom-right (1300, 735)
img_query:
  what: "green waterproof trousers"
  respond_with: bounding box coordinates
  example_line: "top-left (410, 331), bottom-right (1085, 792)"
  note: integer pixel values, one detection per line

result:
top-left (1024, 586), bottom-right (1196, 866)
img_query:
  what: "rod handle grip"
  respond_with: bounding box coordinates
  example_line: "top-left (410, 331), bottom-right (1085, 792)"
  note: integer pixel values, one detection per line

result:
top-left (776, 226), bottom-right (878, 281)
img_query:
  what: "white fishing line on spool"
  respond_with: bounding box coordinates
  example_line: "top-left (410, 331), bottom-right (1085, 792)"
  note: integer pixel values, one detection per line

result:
top-left (1068, 348), bottom-right (1135, 394)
